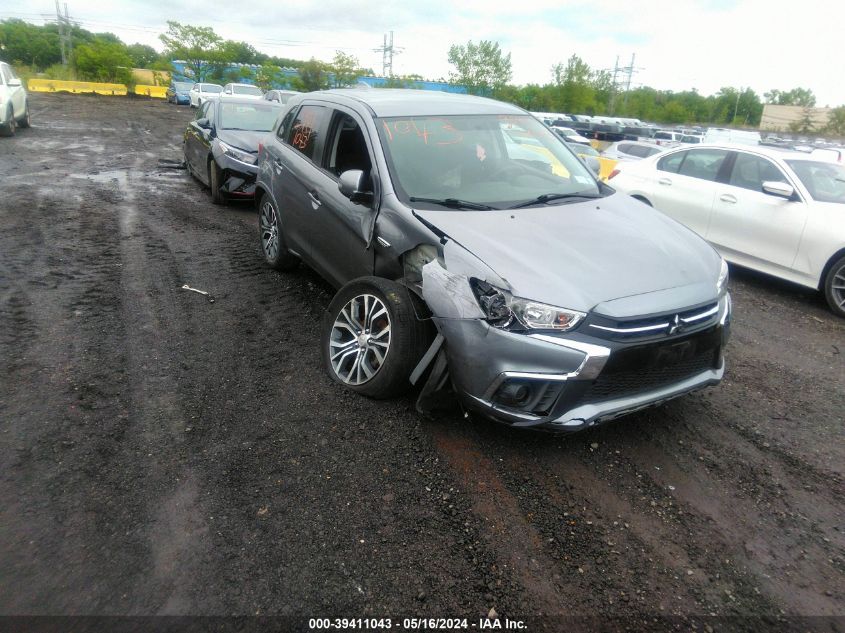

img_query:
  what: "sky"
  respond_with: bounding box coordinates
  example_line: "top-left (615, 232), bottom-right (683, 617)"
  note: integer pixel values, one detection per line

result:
top-left (3, 0), bottom-right (845, 106)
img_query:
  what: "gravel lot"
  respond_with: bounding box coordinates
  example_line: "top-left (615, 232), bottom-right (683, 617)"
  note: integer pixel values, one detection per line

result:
top-left (1, 93), bottom-right (843, 628)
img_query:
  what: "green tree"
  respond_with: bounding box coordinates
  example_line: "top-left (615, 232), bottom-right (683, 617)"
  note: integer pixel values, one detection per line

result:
top-left (292, 58), bottom-right (329, 92)
top-left (126, 43), bottom-right (159, 68)
top-left (328, 50), bottom-right (362, 88)
top-left (255, 62), bottom-right (289, 91)
top-left (219, 40), bottom-right (265, 65)
top-left (447, 40), bottom-right (512, 95)
top-left (159, 21), bottom-right (223, 81)
top-left (825, 106), bottom-right (845, 137)
top-left (0, 18), bottom-right (61, 68)
top-left (551, 55), bottom-right (597, 113)
top-left (73, 38), bottom-right (133, 84)
top-left (764, 87), bottom-right (816, 107)
top-left (789, 107), bottom-right (817, 134)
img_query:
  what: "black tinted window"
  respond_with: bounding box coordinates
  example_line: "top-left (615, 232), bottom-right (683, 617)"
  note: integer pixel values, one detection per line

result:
top-left (617, 143), bottom-right (632, 154)
top-left (286, 105), bottom-right (329, 160)
top-left (657, 151), bottom-right (686, 174)
top-left (627, 145), bottom-right (653, 158)
top-left (729, 153), bottom-right (788, 191)
top-left (677, 149), bottom-right (729, 182)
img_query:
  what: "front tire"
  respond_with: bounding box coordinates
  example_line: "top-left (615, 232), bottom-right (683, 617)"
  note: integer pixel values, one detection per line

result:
top-left (823, 255), bottom-right (845, 317)
top-left (17, 102), bottom-right (31, 128)
top-left (258, 193), bottom-right (299, 271)
top-left (0, 106), bottom-right (15, 137)
top-left (209, 160), bottom-right (224, 205)
top-left (321, 277), bottom-right (431, 399)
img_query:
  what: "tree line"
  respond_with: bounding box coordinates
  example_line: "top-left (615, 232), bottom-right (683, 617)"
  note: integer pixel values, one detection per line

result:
top-left (2, 19), bottom-right (842, 135)
top-left (449, 40), bottom-right (845, 136)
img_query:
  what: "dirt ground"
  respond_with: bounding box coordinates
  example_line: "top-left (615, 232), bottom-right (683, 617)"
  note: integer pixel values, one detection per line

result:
top-left (0, 93), bottom-right (843, 629)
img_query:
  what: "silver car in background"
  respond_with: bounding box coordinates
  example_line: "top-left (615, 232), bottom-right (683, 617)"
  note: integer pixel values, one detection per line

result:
top-left (254, 90), bottom-right (730, 432)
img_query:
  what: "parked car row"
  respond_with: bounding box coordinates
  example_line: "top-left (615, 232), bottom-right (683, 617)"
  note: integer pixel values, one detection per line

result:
top-left (167, 80), bottom-right (300, 109)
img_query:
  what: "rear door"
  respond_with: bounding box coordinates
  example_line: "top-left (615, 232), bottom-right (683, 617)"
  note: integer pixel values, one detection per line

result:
top-left (648, 148), bottom-right (730, 238)
top-left (264, 103), bottom-right (331, 259)
top-left (709, 151), bottom-right (808, 270)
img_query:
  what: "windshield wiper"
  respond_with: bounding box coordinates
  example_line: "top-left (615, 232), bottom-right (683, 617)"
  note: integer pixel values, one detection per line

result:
top-left (409, 197), bottom-right (496, 211)
top-left (508, 192), bottom-right (601, 209)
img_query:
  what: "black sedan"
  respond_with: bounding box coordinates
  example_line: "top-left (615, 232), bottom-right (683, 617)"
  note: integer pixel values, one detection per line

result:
top-left (183, 97), bottom-right (282, 204)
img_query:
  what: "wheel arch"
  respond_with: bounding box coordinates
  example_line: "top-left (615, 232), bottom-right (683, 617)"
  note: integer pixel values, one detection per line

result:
top-left (819, 247), bottom-right (845, 291)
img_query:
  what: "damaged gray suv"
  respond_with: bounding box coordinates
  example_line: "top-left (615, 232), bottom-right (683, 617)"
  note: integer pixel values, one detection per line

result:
top-left (255, 90), bottom-right (731, 432)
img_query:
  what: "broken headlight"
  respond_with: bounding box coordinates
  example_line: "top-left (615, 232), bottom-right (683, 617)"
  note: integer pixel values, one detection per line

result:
top-left (470, 279), bottom-right (585, 332)
top-left (219, 141), bottom-right (257, 165)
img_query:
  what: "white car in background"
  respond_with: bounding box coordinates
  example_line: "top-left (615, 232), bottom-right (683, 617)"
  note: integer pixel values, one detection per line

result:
top-left (550, 125), bottom-right (591, 146)
top-left (0, 60), bottom-right (31, 136)
top-left (603, 141), bottom-right (663, 162)
top-left (610, 144), bottom-right (845, 316)
top-left (189, 82), bottom-right (223, 108)
top-left (220, 83), bottom-right (264, 100)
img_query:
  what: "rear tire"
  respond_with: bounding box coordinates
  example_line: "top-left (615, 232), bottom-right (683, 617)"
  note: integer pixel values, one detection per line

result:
top-left (258, 193), bottom-right (299, 271)
top-left (321, 277), bottom-right (432, 399)
top-left (823, 255), bottom-right (845, 318)
top-left (209, 160), bottom-right (224, 205)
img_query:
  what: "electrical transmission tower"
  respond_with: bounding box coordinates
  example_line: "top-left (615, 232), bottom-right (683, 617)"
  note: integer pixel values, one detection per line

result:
top-left (374, 31), bottom-right (402, 77)
top-left (54, 1), bottom-right (73, 66)
top-left (607, 53), bottom-right (641, 115)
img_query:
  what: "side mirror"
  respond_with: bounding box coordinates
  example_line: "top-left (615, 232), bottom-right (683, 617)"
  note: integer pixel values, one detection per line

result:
top-left (196, 118), bottom-right (211, 130)
top-left (8, 78), bottom-right (22, 87)
top-left (338, 169), bottom-right (373, 205)
top-left (762, 181), bottom-right (794, 199)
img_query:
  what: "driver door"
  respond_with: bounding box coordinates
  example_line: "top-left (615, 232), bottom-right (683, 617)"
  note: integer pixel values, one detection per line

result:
top-left (305, 108), bottom-right (377, 287)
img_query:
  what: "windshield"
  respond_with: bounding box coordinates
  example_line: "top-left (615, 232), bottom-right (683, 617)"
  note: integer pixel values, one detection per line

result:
top-left (377, 114), bottom-right (600, 209)
top-left (173, 82), bottom-right (193, 91)
top-left (219, 102), bottom-right (279, 131)
top-left (786, 160), bottom-right (845, 204)
top-left (233, 85), bottom-right (263, 96)
top-left (202, 84), bottom-right (222, 93)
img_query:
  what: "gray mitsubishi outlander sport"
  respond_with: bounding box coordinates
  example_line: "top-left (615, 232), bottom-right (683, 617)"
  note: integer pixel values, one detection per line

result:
top-left (255, 89), bottom-right (731, 432)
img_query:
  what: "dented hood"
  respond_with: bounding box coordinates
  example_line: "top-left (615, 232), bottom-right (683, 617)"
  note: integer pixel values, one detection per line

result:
top-left (414, 192), bottom-right (721, 314)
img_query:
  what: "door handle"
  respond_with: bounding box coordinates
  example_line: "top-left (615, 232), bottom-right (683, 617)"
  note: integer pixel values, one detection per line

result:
top-left (719, 194), bottom-right (737, 204)
top-left (272, 158), bottom-right (284, 171)
top-left (658, 178), bottom-right (672, 186)
top-left (308, 191), bottom-right (322, 209)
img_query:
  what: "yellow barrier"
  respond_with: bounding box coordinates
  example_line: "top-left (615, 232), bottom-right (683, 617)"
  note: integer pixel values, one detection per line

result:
top-left (134, 84), bottom-right (167, 99)
top-left (28, 78), bottom-right (127, 96)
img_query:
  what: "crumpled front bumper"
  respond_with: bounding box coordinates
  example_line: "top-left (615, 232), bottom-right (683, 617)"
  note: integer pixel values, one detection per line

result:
top-left (436, 293), bottom-right (731, 433)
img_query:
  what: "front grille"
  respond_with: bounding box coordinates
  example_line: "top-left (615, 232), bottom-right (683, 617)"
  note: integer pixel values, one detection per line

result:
top-left (586, 301), bottom-right (719, 342)
top-left (581, 348), bottom-right (717, 403)
top-left (565, 326), bottom-right (722, 409)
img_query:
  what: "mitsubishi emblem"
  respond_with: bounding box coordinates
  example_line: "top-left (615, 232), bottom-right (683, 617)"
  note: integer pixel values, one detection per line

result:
top-left (668, 314), bottom-right (681, 335)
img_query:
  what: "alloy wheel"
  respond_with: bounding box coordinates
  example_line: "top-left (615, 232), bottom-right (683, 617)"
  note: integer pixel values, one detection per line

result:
top-left (259, 201), bottom-right (279, 260)
top-left (329, 294), bottom-right (391, 385)
top-left (831, 263), bottom-right (845, 310)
